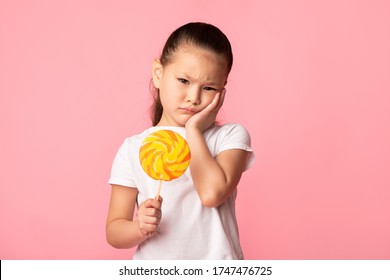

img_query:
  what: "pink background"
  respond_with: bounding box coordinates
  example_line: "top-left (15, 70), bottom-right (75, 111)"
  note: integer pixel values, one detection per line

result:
top-left (1, 0), bottom-right (389, 259)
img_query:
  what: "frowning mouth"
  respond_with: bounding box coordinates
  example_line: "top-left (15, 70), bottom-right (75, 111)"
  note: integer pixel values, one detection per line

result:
top-left (180, 107), bottom-right (198, 114)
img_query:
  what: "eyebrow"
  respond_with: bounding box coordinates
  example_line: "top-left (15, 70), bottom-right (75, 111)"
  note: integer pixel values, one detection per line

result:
top-left (176, 71), bottom-right (220, 86)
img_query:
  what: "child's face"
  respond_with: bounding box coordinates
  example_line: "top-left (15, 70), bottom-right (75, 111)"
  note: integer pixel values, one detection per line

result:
top-left (152, 45), bottom-right (228, 127)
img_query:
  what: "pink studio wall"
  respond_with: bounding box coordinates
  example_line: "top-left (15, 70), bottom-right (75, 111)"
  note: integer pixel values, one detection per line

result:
top-left (1, 0), bottom-right (389, 259)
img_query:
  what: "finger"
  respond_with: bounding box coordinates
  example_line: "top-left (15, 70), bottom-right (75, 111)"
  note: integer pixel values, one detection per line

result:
top-left (138, 214), bottom-right (161, 233)
top-left (204, 92), bottom-right (221, 113)
top-left (210, 89), bottom-right (225, 113)
top-left (139, 223), bottom-right (159, 235)
top-left (154, 195), bottom-right (163, 204)
top-left (137, 208), bottom-right (161, 221)
top-left (140, 198), bottom-right (154, 208)
top-left (218, 88), bottom-right (226, 109)
top-left (141, 207), bottom-right (162, 218)
top-left (142, 215), bottom-right (161, 225)
top-left (142, 198), bottom-right (162, 209)
top-left (150, 198), bottom-right (162, 209)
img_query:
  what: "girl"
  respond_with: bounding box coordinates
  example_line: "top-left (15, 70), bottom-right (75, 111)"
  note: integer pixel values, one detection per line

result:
top-left (106, 22), bottom-right (254, 259)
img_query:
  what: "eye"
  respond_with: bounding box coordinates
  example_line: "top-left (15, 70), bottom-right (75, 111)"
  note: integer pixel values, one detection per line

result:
top-left (203, 86), bottom-right (217, 91)
top-left (178, 78), bottom-right (189, 85)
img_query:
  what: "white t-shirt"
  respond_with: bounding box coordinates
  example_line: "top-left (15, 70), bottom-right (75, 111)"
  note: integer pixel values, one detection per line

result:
top-left (109, 123), bottom-right (255, 259)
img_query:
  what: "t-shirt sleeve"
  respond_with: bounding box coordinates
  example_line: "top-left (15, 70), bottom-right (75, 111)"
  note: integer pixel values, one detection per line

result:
top-left (108, 139), bottom-right (137, 188)
top-left (217, 123), bottom-right (255, 171)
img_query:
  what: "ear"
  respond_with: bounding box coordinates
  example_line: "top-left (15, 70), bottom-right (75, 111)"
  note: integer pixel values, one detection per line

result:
top-left (152, 59), bottom-right (163, 89)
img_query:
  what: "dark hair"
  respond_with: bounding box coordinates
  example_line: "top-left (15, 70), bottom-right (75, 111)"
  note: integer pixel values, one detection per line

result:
top-left (151, 22), bottom-right (233, 126)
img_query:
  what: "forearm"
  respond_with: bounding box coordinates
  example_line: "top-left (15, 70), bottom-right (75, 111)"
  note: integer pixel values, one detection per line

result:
top-left (106, 219), bottom-right (148, 249)
top-left (186, 128), bottom-right (230, 207)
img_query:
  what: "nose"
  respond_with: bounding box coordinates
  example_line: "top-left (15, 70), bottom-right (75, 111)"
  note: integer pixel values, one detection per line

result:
top-left (185, 87), bottom-right (201, 105)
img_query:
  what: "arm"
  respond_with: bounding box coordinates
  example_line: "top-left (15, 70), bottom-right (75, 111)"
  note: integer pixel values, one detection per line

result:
top-left (186, 130), bottom-right (249, 207)
top-left (185, 90), bottom-right (249, 207)
top-left (106, 184), bottom-right (162, 248)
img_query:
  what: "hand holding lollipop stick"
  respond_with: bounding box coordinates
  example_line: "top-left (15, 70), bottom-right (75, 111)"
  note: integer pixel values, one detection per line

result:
top-left (139, 130), bottom-right (191, 199)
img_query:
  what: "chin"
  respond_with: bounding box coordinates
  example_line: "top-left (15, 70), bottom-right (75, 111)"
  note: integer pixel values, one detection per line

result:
top-left (176, 117), bottom-right (190, 127)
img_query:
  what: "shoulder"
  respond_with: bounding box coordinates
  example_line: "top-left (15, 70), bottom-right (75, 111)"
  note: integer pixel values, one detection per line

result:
top-left (121, 127), bottom-right (156, 146)
top-left (203, 123), bottom-right (253, 158)
top-left (204, 123), bottom-right (251, 142)
top-left (203, 123), bottom-right (255, 171)
top-left (113, 127), bottom-right (155, 160)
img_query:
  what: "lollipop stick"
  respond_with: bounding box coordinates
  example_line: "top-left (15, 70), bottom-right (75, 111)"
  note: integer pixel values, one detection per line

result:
top-left (155, 180), bottom-right (163, 199)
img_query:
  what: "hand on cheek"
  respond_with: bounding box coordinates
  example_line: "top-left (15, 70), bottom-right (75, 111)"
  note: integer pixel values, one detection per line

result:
top-left (185, 89), bottom-right (226, 132)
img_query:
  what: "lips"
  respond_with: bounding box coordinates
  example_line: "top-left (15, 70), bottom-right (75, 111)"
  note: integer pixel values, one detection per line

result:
top-left (180, 107), bottom-right (198, 114)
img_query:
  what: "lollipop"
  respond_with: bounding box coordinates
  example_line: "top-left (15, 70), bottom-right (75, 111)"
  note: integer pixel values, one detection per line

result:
top-left (139, 130), bottom-right (191, 198)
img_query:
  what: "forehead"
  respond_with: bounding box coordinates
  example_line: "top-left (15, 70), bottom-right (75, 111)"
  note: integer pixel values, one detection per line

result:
top-left (166, 45), bottom-right (229, 79)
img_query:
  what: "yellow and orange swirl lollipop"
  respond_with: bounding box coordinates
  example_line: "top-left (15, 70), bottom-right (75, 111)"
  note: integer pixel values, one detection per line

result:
top-left (139, 130), bottom-right (191, 197)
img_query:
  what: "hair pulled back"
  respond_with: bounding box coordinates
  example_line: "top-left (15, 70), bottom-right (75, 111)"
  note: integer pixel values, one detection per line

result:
top-left (151, 22), bottom-right (233, 126)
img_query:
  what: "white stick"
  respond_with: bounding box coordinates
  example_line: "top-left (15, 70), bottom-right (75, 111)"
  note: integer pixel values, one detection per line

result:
top-left (155, 180), bottom-right (163, 199)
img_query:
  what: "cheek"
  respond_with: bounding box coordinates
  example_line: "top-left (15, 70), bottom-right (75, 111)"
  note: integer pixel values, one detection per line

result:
top-left (164, 80), bottom-right (180, 95)
top-left (203, 93), bottom-right (216, 104)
